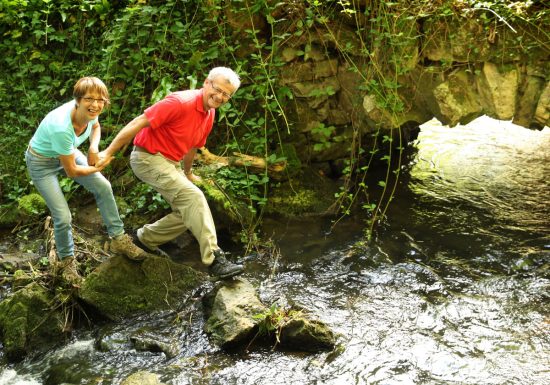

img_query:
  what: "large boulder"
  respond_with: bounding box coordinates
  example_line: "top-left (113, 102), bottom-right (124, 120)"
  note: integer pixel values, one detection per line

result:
top-left (79, 255), bottom-right (205, 320)
top-left (203, 278), bottom-right (337, 353)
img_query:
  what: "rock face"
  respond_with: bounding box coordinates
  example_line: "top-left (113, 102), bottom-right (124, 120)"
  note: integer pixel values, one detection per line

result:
top-left (225, 5), bottom-right (549, 169)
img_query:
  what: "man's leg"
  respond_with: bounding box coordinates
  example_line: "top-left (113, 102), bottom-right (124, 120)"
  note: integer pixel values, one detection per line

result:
top-left (130, 150), bottom-right (218, 264)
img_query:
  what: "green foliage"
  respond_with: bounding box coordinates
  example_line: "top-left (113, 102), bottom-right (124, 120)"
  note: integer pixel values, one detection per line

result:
top-left (252, 303), bottom-right (302, 347)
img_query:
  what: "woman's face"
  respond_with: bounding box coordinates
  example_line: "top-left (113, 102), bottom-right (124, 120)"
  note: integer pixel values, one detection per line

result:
top-left (76, 92), bottom-right (107, 121)
top-left (203, 78), bottom-right (236, 110)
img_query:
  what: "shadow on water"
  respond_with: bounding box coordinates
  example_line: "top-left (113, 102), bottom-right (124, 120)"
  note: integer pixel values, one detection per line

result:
top-left (1, 117), bottom-right (549, 384)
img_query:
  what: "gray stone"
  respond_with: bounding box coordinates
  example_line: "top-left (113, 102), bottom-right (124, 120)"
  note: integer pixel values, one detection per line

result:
top-left (477, 62), bottom-right (518, 120)
top-left (203, 278), bottom-right (266, 347)
top-left (120, 371), bottom-right (165, 385)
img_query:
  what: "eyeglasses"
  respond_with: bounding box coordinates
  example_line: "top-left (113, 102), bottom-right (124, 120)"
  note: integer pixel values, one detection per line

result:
top-left (82, 97), bottom-right (108, 105)
top-left (210, 82), bottom-right (233, 99)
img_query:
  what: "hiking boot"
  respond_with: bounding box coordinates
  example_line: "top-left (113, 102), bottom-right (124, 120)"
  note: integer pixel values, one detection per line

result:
top-left (208, 249), bottom-right (244, 280)
top-left (110, 233), bottom-right (147, 261)
top-left (133, 230), bottom-right (170, 259)
top-left (58, 256), bottom-right (83, 287)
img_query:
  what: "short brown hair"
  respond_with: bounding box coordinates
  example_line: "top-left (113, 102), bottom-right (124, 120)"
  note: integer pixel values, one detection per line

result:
top-left (73, 77), bottom-right (110, 105)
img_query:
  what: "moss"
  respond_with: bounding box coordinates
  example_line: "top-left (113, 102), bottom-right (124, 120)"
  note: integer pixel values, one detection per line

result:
top-left (196, 177), bottom-right (256, 230)
top-left (0, 282), bottom-right (65, 361)
top-left (0, 204), bottom-right (19, 228)
top-left (266, 169), bottom-right (340, 218)
top-left (17, 193), bottom-right (47, 217)
top-left (79, 256), bottom-right (205, 320)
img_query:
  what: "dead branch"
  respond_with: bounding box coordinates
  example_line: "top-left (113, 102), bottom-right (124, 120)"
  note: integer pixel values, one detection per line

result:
top-left (196, 147), bottom-right (287, 180)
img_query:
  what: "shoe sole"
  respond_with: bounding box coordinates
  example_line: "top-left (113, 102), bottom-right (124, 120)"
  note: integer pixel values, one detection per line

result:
top-left (210, 268), bottom-right (244, 280)
top-left (134, 233), bottom-right (170, 259)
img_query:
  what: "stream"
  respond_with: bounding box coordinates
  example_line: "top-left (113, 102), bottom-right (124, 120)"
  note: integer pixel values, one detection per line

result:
top-left (1, 116), bottom-right (549, 384)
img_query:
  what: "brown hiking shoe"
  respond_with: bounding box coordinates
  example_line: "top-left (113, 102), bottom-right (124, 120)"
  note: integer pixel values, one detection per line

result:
top-left (58, 256), bottom-right (83, 287)
top-left (110, 233), bottom-right (147, 261)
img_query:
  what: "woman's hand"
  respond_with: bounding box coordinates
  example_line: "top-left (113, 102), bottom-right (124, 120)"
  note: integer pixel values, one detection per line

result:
top-left (87, 151), bottom-right (99, 166)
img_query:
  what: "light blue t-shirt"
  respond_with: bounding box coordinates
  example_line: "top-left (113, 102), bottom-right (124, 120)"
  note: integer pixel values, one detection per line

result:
top-left (29, 100), bottom-right (97, 157)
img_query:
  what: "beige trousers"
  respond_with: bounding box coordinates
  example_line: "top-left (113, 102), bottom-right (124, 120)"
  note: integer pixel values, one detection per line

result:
top-left (130, 148), bottom-right (217, 265)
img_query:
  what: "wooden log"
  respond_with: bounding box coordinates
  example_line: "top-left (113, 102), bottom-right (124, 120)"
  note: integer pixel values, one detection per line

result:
top-left (197, 147), bottom-right (287, 179)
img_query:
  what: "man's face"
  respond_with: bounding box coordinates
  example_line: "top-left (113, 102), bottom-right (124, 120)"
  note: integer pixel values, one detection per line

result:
top-left (203, 78), bottom-right (236, 110)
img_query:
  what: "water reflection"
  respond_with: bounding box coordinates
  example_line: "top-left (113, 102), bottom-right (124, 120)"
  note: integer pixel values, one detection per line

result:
top-left (1, 117), bottom-right (549, 384)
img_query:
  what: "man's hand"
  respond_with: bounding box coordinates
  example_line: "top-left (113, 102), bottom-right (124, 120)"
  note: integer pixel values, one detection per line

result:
top-left (96, 151), bottom-right (113, 168)
top-left (185, 171), bottom-right (202, 183)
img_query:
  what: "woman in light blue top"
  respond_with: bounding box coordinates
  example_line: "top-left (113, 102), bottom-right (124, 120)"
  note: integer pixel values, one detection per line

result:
top-left (25, 77), bottom-right (146, 285)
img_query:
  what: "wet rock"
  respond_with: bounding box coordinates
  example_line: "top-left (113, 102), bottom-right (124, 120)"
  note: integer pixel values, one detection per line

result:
top-left (120, 371), bottom-right (166, 385)
top-left (79, 255), bottom-right (205, 321)
top-left (0, 282), bottom-right (65, 361)
top-left (279, 316), bottom-right (336, 352)
top-left (0, 252), bottom-right (41, 273)
top-left (130, 329), bottom-right (179, 359)
top-left (203, 278), bottom-right (266, 347)
top-left (203, 278), bottom-right (337, 353)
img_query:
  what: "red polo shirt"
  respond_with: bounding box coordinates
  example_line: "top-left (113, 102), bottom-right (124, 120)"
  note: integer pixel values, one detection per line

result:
top-left (134, 89), bottom-right (215, 161)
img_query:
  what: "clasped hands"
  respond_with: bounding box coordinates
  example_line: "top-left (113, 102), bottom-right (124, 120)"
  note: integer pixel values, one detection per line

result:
top-left (88, 150), bottom-right (113, 169)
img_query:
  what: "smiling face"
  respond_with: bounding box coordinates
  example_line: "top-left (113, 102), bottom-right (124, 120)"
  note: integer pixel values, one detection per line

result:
top-left (76, 93), bottom-right (107, 120)
top-left (203, 77), bottom-right (236, 110)
top-left (72, 76), bottom-right (110, 123)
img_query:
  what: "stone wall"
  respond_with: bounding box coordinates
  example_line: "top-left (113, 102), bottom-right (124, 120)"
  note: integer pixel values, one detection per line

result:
top-left (228, 3), bottom-right (549, 165)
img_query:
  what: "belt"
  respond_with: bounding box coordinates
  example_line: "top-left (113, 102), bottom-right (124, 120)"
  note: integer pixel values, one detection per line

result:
top-left (133, 145), bottom-right (152, 154)
top-left (27, 146), bottom-right (51, 158)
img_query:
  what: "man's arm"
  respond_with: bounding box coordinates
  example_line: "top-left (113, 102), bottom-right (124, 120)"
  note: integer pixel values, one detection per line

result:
top-left (182, 148), bottom-right (201, 182)
top-left (99, 114), bottom-right (150, 161)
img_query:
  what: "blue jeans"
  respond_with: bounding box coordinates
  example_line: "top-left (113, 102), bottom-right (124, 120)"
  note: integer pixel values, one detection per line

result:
top-left (25, 149), bottom-right (124, 259)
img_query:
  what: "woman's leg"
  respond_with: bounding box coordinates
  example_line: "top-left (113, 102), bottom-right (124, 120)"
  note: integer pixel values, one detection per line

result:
top-left (72, 150), bottom-right (124, 238)
top-left (25, 151), bottom-right (74, 259)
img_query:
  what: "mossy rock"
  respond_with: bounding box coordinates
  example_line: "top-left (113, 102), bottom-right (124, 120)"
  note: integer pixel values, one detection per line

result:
top-left (17, 193), bottom-right (47, 217)
top-left (79, 256), bottom-right (205, 320)
top-left (265, 169), bottom-right (340, 218)
top-left (279, 316), bottom-right (336, 352)
top-left (0, 204), bottom-right (20, 229)
top-left (0, 282), bottom-right (65, 361)
top-left (121, 371), bottom-right (166, 385)
top-left (196, 177), bottom-right (256, 231)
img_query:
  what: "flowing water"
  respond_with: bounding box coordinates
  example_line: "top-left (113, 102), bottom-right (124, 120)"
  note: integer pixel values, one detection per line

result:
top-left (1, 117), bottom-right (549, 384)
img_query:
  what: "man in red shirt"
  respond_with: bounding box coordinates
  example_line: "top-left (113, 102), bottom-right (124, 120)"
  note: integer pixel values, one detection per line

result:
top-left (99, 67), bottom-right (244, 279)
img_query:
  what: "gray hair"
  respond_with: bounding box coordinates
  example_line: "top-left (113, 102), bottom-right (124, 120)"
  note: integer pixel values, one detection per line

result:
top-left (207, 67), bottom-right (241, 90)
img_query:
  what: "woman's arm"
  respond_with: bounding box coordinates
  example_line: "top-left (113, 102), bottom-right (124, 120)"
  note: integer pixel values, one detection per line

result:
top-left (60, 152), bottom-right (112, 178)
top-left (87, 121), bottom-right (101, 166)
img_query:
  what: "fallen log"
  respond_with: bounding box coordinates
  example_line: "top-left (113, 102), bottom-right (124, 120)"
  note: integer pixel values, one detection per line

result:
top-left (196, 147), bottom-right (287, 180)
